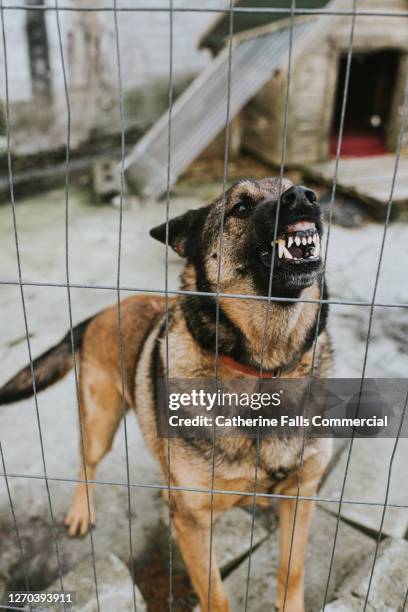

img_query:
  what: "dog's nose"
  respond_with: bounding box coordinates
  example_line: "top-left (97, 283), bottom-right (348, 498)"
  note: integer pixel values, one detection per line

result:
top-left (281, 186), bottom-right (317, 208)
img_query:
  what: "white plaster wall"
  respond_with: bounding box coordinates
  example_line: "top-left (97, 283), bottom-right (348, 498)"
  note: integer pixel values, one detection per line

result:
top-left (0, 0), bottom-right (227, 145)
top-left (0, 6), bottom-right (32, 103)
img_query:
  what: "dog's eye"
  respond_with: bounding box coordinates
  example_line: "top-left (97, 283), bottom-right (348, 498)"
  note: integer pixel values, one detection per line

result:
top-left (231, 200), bottom-right (253, 219)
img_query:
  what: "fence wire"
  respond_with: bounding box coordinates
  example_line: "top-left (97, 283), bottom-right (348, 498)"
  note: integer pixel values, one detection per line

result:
top-left (164, 0), bottom-right (174, 608)
top-left (244, 1), bottom-right (296, 608)
top-left (2, 4), bottom-right (408, 18)
top-left (207, 0), bottom-right (234, 608)
top-left (112, 0), bottom-right (137, 609)
top-left (54, 0), bottom-right (100, 607)
top-left (0, 1), bottom-right (408, 612)
top-left (1, 279), bottom-right (408, 309)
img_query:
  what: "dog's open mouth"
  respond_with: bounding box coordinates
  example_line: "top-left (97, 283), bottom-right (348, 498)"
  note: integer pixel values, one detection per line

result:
top-left (260, 220), bottom-right (321, 266)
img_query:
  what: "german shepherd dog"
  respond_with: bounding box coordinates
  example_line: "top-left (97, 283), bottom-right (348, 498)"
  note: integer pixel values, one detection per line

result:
top-left (0, 177), bottom-right (332, 611)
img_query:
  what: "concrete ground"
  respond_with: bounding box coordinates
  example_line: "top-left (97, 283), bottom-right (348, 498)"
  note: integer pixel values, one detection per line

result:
top-left (0, 184), bottom-right (407, 610)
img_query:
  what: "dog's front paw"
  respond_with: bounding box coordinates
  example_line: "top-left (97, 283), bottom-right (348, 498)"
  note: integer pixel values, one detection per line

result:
top-left (64, 490), bottom-right (95, 537)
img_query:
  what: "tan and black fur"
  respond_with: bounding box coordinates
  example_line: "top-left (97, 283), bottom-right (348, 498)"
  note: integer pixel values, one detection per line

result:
top-left (0, 177), bottom-right (333, 612)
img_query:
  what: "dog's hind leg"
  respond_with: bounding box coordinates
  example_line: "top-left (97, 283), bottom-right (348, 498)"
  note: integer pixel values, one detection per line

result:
top-left (65, 364), bottom-right (125, 537)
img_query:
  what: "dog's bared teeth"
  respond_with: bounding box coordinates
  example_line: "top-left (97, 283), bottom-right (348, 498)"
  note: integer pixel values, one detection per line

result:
top-left (283, 246), bottom-right (293, 259)
top-left (275, 229), bottom-right (319, 259)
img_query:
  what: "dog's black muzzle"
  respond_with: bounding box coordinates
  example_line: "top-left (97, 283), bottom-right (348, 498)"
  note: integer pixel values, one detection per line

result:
top-left (252, 185), bottom-right (324, 292)
top-left (255, 186), bottom-right (322, 237)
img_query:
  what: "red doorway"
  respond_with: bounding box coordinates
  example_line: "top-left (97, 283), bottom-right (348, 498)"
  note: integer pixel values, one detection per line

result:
top-left (330, 50), bottom-right (400, 157)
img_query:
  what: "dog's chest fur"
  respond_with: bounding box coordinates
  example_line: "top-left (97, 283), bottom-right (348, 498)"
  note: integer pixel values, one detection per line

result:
top-left (134, 295), bottom-right (332, 493)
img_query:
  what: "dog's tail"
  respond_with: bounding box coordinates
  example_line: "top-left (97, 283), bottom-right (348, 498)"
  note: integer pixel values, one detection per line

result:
top-left (0, 317), bottom-right (92, 405)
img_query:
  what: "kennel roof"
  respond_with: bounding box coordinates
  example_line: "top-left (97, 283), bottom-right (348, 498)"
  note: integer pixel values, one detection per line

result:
top-left (199, 0), bottom-right (331, 55)
top-left (124, 1), bottom-right (339, 199)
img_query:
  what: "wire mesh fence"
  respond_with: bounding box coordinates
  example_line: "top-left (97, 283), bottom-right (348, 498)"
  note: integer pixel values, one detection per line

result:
top-left (0, 1), bottom-right (408, 612)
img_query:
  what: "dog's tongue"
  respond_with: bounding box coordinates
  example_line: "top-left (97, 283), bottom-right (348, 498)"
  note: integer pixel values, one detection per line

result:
top-left (286, 220), bottom-right (315, 233)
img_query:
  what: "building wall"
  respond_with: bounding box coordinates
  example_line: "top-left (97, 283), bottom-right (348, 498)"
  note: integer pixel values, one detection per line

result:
top-left (242, 0), bottom-right (408, 166)
top-left (0, 0), bottom-right (227, 154)
top-left (241, 68), bottom-right (286, 166)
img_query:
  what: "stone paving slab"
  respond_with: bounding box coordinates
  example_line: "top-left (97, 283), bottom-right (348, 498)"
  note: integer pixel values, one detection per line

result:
top-left (215, 507), bottom-right (269, 571)
top-left (223, 508), bottom-right (376, 611)
top-left (325, 538), bottom-right (408, 612)
top-left (305, 154), bottom-right (408, 214)
top-left (42, 553), bottom-right (146, 612)
top-left (320, 438), bottom-right (408, 538)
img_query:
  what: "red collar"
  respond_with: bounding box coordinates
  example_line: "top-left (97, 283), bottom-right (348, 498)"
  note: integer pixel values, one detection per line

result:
top-left (220, 354), bottom-right (281, 378)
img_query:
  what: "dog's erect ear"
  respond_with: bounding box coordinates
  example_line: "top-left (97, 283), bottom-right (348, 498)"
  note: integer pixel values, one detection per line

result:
top-left (150, 209), bottom-right (203, 257)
